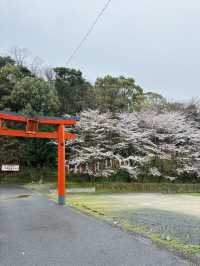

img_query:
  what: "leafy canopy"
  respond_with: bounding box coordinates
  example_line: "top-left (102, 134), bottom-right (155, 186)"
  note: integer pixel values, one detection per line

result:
top-left (9, 76), bottom-right (59, 116)
top-left (94, 75), bottom-right (143, 112)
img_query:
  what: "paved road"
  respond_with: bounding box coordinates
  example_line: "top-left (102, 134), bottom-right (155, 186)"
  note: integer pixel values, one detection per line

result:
top-left (0, 186), bottom-right (193, 266)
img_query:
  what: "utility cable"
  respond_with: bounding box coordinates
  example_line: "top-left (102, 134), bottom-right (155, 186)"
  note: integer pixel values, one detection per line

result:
top-left (66, 0), bottom-right (112, 66)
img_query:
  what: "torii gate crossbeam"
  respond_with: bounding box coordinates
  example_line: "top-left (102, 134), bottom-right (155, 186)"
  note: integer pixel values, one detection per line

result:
top-left (0, 111), bottom-right (79, 205)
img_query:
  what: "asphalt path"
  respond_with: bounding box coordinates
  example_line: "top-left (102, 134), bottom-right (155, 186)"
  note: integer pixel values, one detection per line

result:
top-left (0, 186), bottom-right (193, 266)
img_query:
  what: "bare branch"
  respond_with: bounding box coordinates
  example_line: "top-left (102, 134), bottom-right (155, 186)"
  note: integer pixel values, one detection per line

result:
top-left (9, 46), bottom-right (31, 66)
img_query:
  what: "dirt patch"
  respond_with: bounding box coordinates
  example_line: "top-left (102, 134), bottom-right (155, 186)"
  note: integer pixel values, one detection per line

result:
top-left (16, 194), bottom-right (31, 199)
top-left (0, 194), bottom-right (31, 201)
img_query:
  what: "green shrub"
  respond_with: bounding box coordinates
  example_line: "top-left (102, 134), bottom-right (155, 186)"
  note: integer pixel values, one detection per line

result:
top-left (0, 167), bottom-right (57, 184)
top-left (96, 182), bottom-right (200, 193)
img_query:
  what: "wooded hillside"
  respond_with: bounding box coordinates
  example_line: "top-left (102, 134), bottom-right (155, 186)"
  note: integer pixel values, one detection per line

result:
top-left (0, 50), bottom-right (199, 183)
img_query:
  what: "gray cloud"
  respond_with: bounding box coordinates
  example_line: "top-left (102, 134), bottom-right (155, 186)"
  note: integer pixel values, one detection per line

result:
top-left (0, 0), bottom-right (200, 100)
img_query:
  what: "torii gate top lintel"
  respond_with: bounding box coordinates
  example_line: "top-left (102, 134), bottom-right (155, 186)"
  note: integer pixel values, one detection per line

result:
top-left (0, 111), bottom-right (80, 140)
top-left (0, 111), bottom-right (80, 124)
top-left (0, 111), bottom-right (80, 205)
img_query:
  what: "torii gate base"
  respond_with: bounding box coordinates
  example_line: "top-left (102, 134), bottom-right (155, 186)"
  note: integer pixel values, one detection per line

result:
top-left (0, 112), bottom-right (78, 205)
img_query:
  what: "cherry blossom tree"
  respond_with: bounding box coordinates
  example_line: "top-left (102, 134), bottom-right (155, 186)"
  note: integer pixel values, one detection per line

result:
top-left (66, 109), bottom-right (200, 181)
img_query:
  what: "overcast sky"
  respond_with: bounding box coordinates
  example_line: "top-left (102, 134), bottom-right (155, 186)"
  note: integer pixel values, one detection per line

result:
top-left (0, 0), bottom-right (200, 100)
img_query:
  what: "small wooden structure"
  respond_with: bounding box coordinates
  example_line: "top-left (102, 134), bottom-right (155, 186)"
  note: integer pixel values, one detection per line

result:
top-left (0, 111), bottom-right (79, 205)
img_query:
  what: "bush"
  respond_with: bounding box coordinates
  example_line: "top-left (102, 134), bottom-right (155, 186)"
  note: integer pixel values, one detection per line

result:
top-left (96, 182), bottom-right (200, 193)
top-left (0, 167), bottom-right (57, 184)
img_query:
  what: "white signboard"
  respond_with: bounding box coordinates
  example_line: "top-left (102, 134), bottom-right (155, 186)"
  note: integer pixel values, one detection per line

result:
top-left (1, 165), bottom-right (20, 172)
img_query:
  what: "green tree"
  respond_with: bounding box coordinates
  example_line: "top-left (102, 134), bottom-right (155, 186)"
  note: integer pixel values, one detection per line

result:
top-left (94, 75), bottom-right (143, 112)
top-left (0, 56), bottom-right (15, 68)
top-left (141, 92), bottom-right (167, 110)
top-left (0, 61), bottom-right (33, 110)
top-left (0, 56), bottom-right (60, 178)
top-left (54, 67), bottom-right (93, 114)
top-left (9, 76), bottom-right (59, 116)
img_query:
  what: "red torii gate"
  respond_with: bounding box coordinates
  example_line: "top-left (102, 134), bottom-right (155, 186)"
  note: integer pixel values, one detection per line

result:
top-left (0, 111), bottom-right (79, 205)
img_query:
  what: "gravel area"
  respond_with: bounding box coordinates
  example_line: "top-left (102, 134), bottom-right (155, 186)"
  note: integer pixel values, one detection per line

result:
top-left (67, 193), bottom-right (200, 247)
top-left (116, 208), bottom-right (200, 245)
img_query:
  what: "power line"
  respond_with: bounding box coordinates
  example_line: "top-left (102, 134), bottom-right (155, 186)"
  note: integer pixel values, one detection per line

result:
top-left (66, 0), bottom-right (112, 66)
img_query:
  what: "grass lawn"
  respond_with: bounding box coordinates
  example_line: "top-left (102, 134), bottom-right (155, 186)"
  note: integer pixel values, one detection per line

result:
top-left (60, 193), bottom-right (200, 257)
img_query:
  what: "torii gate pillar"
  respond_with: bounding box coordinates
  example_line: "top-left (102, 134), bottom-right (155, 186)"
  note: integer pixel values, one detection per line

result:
top-left (58, 124), bottom-right (66, 205)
